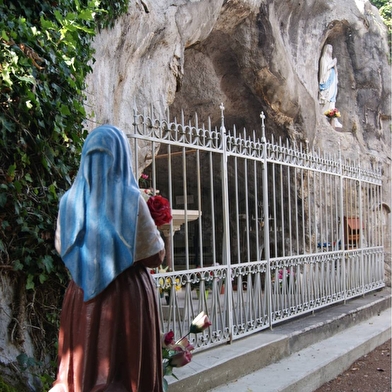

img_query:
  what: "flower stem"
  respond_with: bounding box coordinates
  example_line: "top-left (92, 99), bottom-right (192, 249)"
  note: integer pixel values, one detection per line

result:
top-left (176, 331), bottom-right (190, 345)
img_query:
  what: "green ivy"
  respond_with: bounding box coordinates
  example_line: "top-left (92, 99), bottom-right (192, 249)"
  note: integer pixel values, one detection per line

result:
top-left (0, 0), bottom-right (97, 284)
top-left (96, 0), bottom-right (131, 30)
top-left (0, 377), bottom-right (19, 392)
top-left (0, 0), bottom-right (128, 387)
top-left (370, 0), bottom-right (392, 55)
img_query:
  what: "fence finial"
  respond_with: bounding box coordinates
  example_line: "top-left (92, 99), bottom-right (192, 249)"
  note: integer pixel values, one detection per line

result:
top-left (220, 103), bottom-right (226, 133)
top-left (260, 111), bottom-right (266, 141)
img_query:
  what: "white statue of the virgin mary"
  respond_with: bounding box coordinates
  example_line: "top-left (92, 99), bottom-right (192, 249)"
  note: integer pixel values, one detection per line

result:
top-left (319, 44), bottom-right (342, 128)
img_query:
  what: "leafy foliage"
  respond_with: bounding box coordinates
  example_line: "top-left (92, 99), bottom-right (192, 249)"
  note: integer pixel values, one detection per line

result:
top-left (0, 377), bottom-right (19, 392)
top-left (370, 0), bottom-right (392, 54)
top-left (96, 0), bottom-right (130, 30)
top-left (370, 0), bottom-right (388, 9)
top-left (0, 0), bottom-right (128, 385)
top-left (1, 0), bottom-right (94, 286)
top-left (373, 0), bottom-right (392, 28)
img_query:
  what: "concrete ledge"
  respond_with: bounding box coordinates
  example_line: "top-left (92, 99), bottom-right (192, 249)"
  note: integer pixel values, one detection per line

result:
top-left (168, 288), bottom-right (391, 392)
top-left (210, 308), bottom-right (391, 392)
top-left (286, 318), bottom-right (391, 392)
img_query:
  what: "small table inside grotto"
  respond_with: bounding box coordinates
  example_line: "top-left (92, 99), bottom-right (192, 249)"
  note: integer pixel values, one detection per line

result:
top-left (160, 209), bottom-right (201, 270)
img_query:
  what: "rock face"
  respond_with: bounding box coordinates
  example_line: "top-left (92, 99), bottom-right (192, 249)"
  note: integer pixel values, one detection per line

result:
top-left (86, 0), bottom-right (390, 284)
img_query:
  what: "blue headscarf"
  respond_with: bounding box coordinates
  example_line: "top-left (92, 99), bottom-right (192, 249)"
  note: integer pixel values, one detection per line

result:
top-left (59, 125), bottom-right (140, 301)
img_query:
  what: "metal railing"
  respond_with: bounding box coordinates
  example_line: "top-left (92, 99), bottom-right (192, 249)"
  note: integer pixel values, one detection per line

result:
top-left (127, 104), bottom-right (384, 352)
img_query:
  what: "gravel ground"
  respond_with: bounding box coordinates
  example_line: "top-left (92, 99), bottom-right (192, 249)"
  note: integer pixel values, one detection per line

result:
top-left (314, 339), bottom-right (391, 392)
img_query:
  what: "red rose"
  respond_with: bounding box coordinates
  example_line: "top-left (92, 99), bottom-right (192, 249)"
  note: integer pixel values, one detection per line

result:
top-left (162, 330), bottom-right (175, 347)
top-left (147, 195), bottom-right (172, 227)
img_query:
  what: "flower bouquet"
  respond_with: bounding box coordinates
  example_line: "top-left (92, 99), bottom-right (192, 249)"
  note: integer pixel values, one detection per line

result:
top-left (324, 108), bottom-right (341, 118)
top-left (139, 172), bottom-right (150, 188)
top-left (139, 173), bottom-right (160, 201)
top-left (140, 187), bottom-right (158, 201)
top-left (161, 311), bottom-right (212, 392)
top-left (139, 173), bottom-right (172, 227)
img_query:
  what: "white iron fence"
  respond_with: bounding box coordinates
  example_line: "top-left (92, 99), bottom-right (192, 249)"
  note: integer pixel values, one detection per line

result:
top-left (128, 105), bottom-right (384, 352)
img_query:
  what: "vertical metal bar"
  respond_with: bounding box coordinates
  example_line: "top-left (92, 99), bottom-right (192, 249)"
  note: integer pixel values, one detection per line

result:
top-left (244, 138), bottom-right (250, 262)
top-left (294, 162), bottom-right (299, 255)
top-left (363, 181), bottom-right (368, 249)
top-left (180, 112), bottom-right (190, 270)
top-left (300, 163), bottom-right (306, 306)
top-left (209, 149), bottom-right (216, 266)
top-left (372, 183), bottom-right (376, 248)
top-left (320, 171), bottom-right (324, 252)
top-left (338, 146), bottom-right (346, 303)
top-left (312, 151), bottom-right (317, 255)
top-left (364, 181), bottom-right (369, 249)
top-left (378, 182), bottom-right (382, 248)
top-left (372, 182), bottom-right (376, 250)
top-left (253, 150), bottom-right (260, 261)
top-left (297, 158), bottom-right (311, 306)
top-left (219, 103), bottom-right (233, 342)
top-left (287, 144), bottom-right (293, 256)
top-left (353, 171), bottom-right (358, 290)
top-left (233, 129), bottom-right (241, 264)
top-left (328, 171), bottom-right (332, 250)
top-left (358, 160), bottom-right (364, 295)
top-left (378, 182), bottom-right (384, 282)
top-left (165, 107), bottom-right (174, 271)
top-left (301, 156), bottom-right (305, 254)
top-left (307, 170), bottom-right (312, 254)
top-left (260, 112), bottom-right (272, 329)
top-left (280, 150), bottom-right (285, 257)
top-left (272, 157), bottom-right (277, 258)
top-left (196, 147), bottom-right (203, 268)
top-left (334, 175), bottom-right (339, 251)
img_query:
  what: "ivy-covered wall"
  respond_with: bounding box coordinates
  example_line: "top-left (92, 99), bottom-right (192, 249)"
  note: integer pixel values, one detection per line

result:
top-left (0, 0), bottom-right (128, 389)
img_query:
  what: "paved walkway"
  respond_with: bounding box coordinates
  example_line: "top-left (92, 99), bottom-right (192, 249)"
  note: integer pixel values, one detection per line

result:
top-left (208, 308), bottom-right (391, 391)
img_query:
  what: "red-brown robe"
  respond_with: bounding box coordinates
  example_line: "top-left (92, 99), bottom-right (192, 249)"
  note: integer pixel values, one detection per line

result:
top-left (50, 262), bottom-right (163, 392)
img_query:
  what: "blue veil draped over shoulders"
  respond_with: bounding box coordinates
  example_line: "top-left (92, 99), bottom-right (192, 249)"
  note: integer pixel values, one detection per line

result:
top-left (59, 125), bottom-right (140, 301)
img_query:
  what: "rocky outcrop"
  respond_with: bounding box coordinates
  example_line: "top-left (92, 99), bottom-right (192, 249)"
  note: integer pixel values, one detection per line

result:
top-left (86, 0), bottom-right (390, 284)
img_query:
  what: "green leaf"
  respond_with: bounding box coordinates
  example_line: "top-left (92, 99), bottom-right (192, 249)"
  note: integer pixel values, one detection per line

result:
top-left (16, 75), bottom-right (35, 84)
top-left (39, 273), bottom-right (47, 284)
top-left (41, 255), bottom-right (54, 273)
top-left (1, 220), bottom-right (9, 230)
top-left (13, 180), bottom-right (22, 193)
top-left (26, 274), bottom-right (35, 290)
top-left (1, 30), bottom-right (9, 41)
top-left (0, 193), bottom-right (7, 207)
top-left (13, 260), bottom-right (24, 271)
top-left (1, 68), bottom-right (13, 86)
top-left (17, 353), bottom-right (29, 369)
top-left (59, 104), bottom-right (71, 115)
top-left (48, 183), bottom-right (58, 199)
top-left (7, 164), bottom-right (16, 177)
